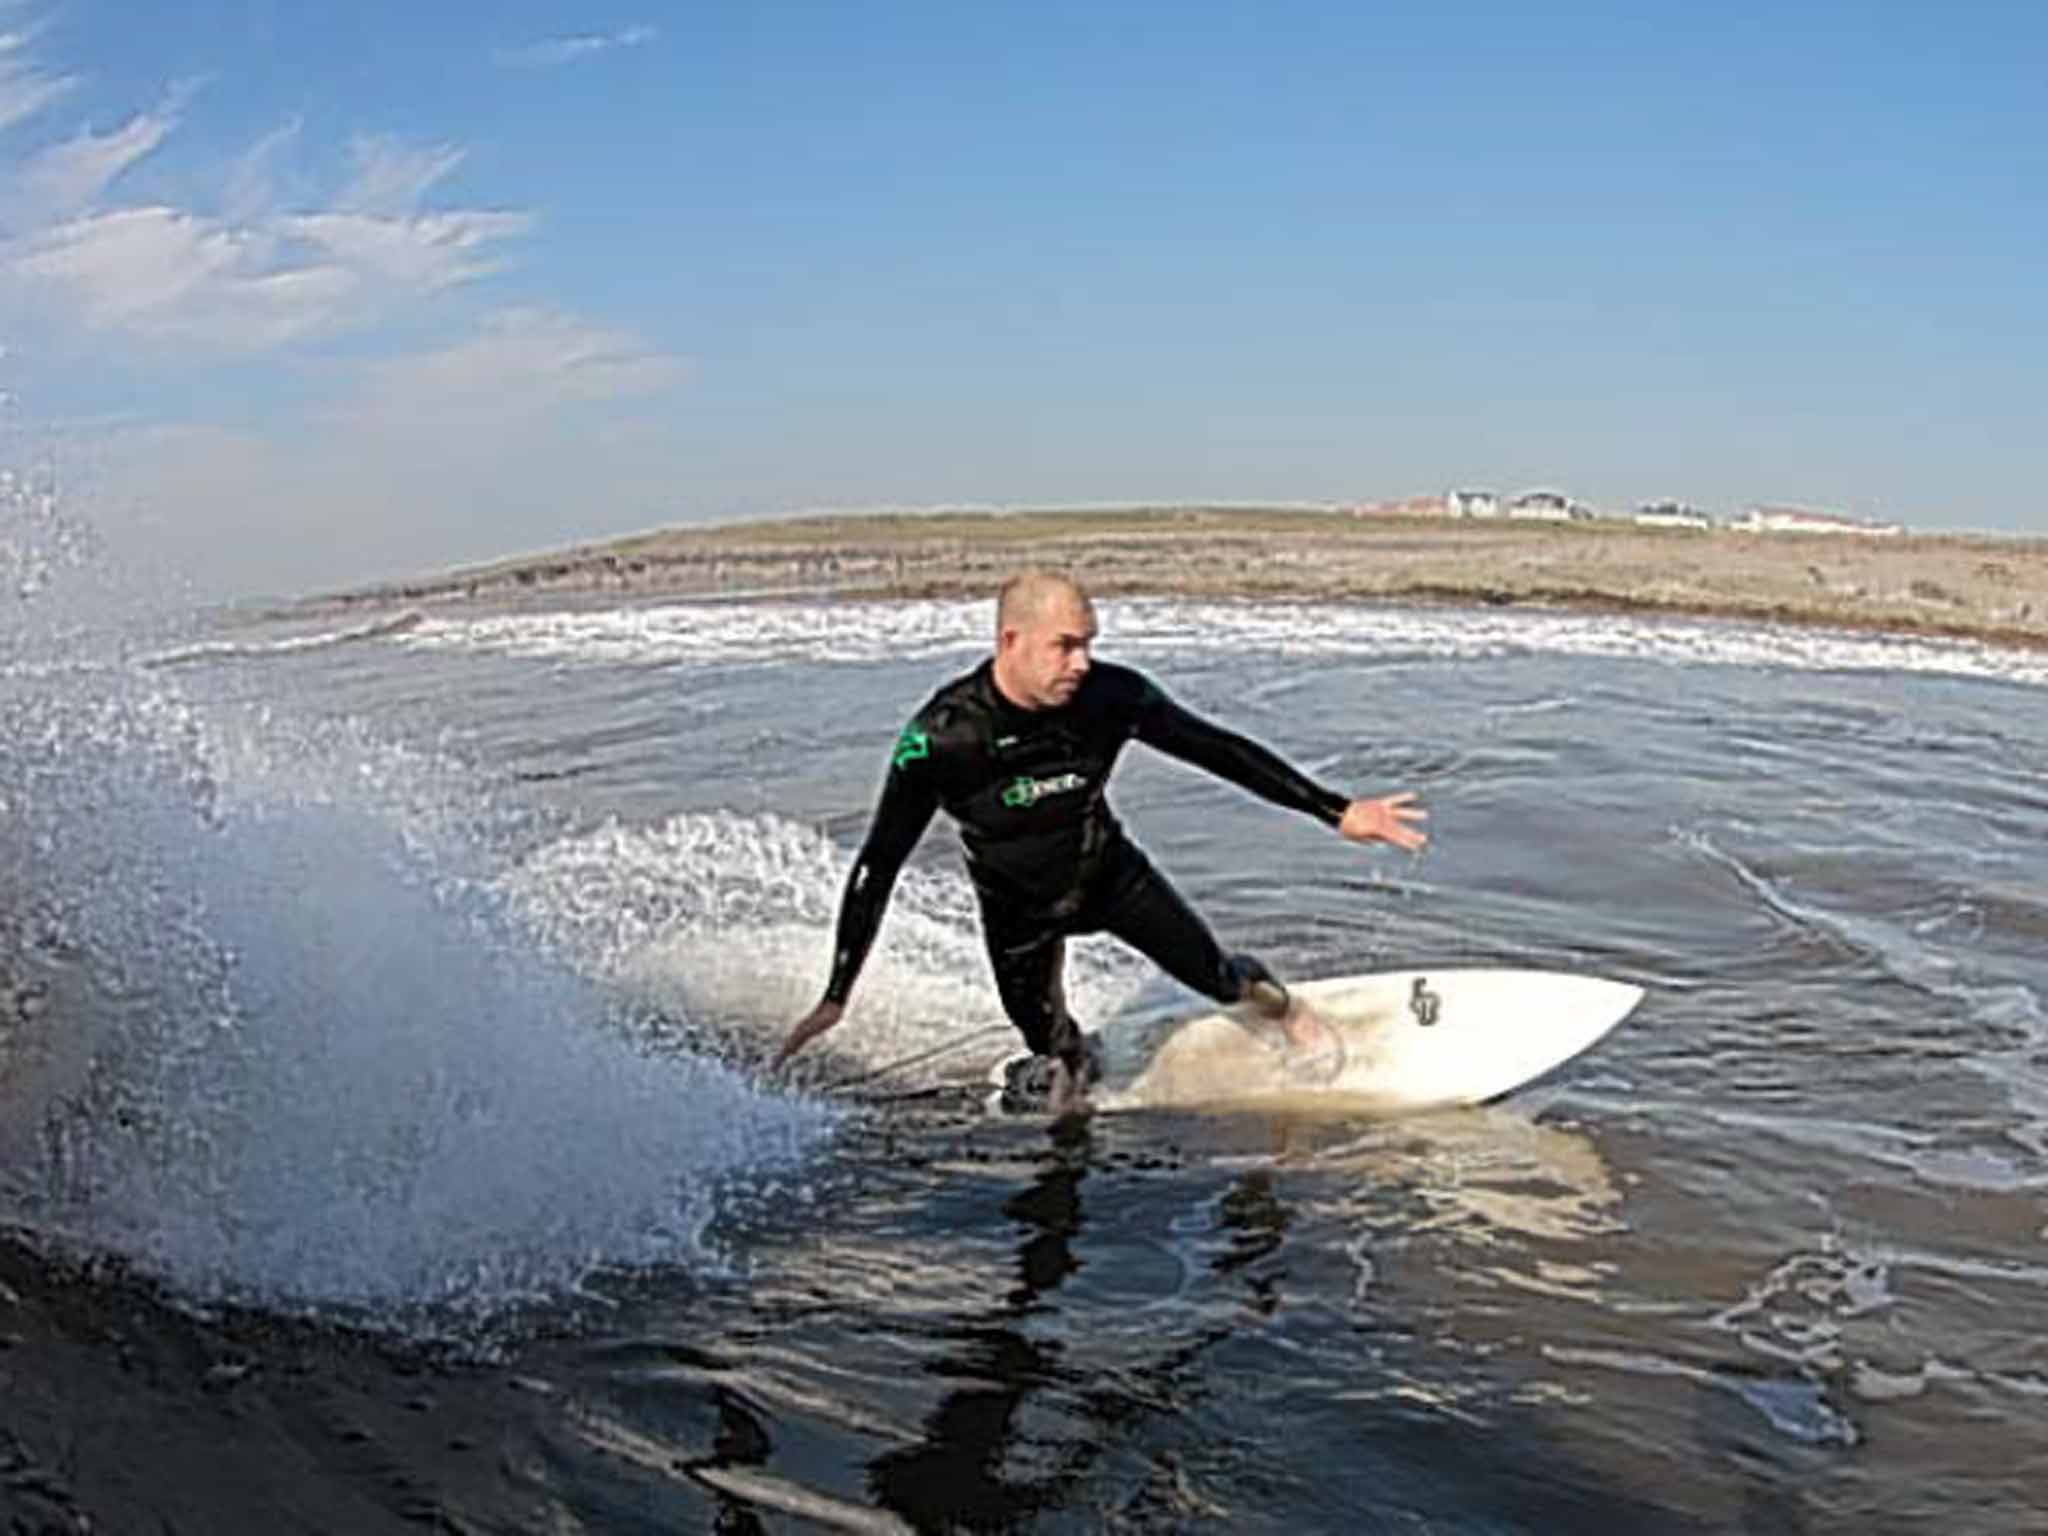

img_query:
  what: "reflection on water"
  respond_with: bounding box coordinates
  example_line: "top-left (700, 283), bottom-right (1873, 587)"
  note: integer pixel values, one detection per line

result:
top-left (1314, 1106), bottom-right (1624, 1248)
top-left (867, 1124), bottom-right (1089, 1530)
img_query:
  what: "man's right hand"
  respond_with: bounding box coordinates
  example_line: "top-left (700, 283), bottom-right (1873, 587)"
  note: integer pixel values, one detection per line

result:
top-left (772, 1000), bottom-right (844, 1072)
top-left (1338, 791), bottom-right (1429, 851)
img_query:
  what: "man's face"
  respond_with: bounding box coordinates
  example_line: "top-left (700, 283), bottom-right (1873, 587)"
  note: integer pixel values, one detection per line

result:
top-left (1002, 593), bottom-right (1096, 709)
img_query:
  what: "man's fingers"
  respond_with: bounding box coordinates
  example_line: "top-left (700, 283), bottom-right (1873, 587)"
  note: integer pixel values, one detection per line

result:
top-left (1381, 799), bottom-right (1429, 849)
top-left (1338, 793), bottom-right (1430, 850)
top-left (772, 1003), bottom-right (844, 1074)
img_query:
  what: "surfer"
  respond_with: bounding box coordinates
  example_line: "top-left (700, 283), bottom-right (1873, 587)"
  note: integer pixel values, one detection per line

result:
top-left (772, 571), bottom-right (1429, 1113)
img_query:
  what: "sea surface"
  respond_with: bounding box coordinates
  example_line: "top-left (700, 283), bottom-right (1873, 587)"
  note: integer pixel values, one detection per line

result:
top-left (6, 552), bottom-right (2048, 1531)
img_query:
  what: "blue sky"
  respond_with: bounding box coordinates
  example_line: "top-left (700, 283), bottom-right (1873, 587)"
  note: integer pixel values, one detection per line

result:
top-left (2, 1), bottom-right (2043, 597)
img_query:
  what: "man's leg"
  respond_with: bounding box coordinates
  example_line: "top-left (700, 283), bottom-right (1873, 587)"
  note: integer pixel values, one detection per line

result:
top-left (982, 914), bottom-right (1096, 1113)
top-left (1093, 851), bottom-right (1343, 1079)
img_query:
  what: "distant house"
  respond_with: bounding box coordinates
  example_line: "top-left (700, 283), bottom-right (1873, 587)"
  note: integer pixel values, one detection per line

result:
top-left (1446, 488), bottom-right (1500, 519)
top-left (1507, 490), bottom-right (1594, 523)
top-left (1634, 500), bottom-right (1714, 530)
top-left (1734, 504), bottom-right (1902, 537)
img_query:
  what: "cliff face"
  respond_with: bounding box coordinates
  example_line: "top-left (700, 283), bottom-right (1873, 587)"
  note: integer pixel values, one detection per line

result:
top-left (299, 509), bottom-right (2048, 652)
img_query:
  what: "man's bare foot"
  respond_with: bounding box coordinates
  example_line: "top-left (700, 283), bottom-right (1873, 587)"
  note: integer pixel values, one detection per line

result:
top-left (1278, 1000), bottom-right (1346, 1084)
top-left (1239, 971), bottom-right (1344, 1083)
top-left (1244, 974), bottom-right (1292, 1023)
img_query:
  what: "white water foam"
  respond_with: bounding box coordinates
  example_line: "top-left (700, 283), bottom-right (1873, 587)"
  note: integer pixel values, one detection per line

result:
top-left (492, 810), bottom-right (1152, 1090)
top-left (139, 609), bottom-right (426, 668)
top-left (394, 597), bottom-right (2048, 689)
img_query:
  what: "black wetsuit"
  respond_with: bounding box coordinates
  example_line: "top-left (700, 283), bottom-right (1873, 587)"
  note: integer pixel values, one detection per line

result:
top-left (823, 659), bottom-right (1349, 1070)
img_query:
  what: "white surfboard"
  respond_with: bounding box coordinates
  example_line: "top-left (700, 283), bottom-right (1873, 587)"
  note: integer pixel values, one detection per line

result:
top-left (990, 968), bottom-right (1641, 1115)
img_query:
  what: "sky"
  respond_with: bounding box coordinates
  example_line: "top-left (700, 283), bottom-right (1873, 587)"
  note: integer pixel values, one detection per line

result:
top-left (1, 0), bottom-right (2044, 599)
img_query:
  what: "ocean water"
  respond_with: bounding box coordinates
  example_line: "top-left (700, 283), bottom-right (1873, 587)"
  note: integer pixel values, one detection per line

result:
top-left (6, 553), bottom-right (2048, 1530)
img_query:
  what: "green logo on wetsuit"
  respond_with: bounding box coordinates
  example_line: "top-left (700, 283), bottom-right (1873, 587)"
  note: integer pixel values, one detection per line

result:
top-left (892, 726), bottom-right (930, 770)
top-left (1002, 772), bottom-right (1087, 809)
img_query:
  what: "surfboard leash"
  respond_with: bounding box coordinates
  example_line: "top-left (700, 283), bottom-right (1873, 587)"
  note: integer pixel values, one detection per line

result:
top-left (817, 1023), bottom-right (1013, 1097)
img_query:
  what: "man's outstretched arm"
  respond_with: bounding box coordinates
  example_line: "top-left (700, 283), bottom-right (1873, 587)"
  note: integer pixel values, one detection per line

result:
top-left (772, 741), bottom-right (939, 1069)
top-left (1133, 684), bottom-right (1428, 850)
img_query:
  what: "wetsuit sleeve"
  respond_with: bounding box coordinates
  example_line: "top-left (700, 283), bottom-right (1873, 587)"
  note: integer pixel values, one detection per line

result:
top-left (821, 729), bottom-right (940, 1006)
top-left (1130, 679), bottom-right (1350, 827)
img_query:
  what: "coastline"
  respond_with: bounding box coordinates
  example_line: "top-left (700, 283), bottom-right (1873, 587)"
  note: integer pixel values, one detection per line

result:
top-left (298, 508), bottom-right (2048, 651)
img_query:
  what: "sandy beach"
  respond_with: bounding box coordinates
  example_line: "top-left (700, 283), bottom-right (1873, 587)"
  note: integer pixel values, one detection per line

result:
top-left (305, 508), bottom-right (2048, 651)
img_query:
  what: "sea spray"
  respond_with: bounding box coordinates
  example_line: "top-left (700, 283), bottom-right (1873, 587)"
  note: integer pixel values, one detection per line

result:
top-left (493, 807), bottom-right (1155, 1083)
top-left (1, 480), bottom-right (832, 1321)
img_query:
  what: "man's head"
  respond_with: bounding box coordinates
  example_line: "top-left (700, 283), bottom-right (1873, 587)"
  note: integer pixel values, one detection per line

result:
top-left (992, 570), bottom-right (1097, 711)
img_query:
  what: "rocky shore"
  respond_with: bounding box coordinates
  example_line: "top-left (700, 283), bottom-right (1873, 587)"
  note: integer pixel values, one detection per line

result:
top-left (302, 508), bottom-right (2048, 651)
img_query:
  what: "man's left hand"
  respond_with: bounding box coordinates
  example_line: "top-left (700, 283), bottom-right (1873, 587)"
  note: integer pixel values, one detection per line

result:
top-left (1339, 792), bottom-right (1428, 851)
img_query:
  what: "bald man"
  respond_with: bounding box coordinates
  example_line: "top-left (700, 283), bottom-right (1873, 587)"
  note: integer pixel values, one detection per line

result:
top-left (774, 571), bottom-right (1428, 1113)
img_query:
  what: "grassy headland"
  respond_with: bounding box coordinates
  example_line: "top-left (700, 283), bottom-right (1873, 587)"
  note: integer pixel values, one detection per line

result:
top-left (303, 507), bottom-right (2048, 650)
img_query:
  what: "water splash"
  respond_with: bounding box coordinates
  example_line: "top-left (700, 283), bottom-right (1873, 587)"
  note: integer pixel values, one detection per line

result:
top-left (0, 485), bottom-right (831, 1322)
top-left (0, 470), bottom-right (95, 603)
top-left (493, 809), bottom-right (1151, 1086)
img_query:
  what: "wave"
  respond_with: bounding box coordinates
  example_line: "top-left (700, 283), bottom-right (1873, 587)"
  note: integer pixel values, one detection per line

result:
top-left (391, 597), bottom-right (2048, 689)
top-left (138, 609), bottom-right (426, 668)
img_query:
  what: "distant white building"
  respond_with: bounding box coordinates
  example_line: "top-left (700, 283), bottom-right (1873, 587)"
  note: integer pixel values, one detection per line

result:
top-left (1446, 488), bottom-right (1500, 519)
top-left (1634, 500), bottom-right (1714, 530)
top-left (1506, 490), bottom-right (1594, 523)
top-left (1734, 504), bottom-right (1902, 536)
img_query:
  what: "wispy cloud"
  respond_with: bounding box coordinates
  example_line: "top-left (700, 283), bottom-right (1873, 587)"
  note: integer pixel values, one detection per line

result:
top-left (333, 132), bottom-right (466, 216)
top-left (278, 207), bottom-right (531, 293)
top-left (0, 26), bottom-right (75, 132)
top-left (222, 116), bottom-right (303, 225)
top-left (9, 206), bottom-right (361, 349)
top-left (9, 80), bottom-right (200, 225)
top-left (0, 45), bottom-right (531, 355)
top-left (18, 110), bottom-right (177, 218)
top-left (494, 24), bottom-right (656, 69)
top-left (7, 26), bottom-right (686, 597)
